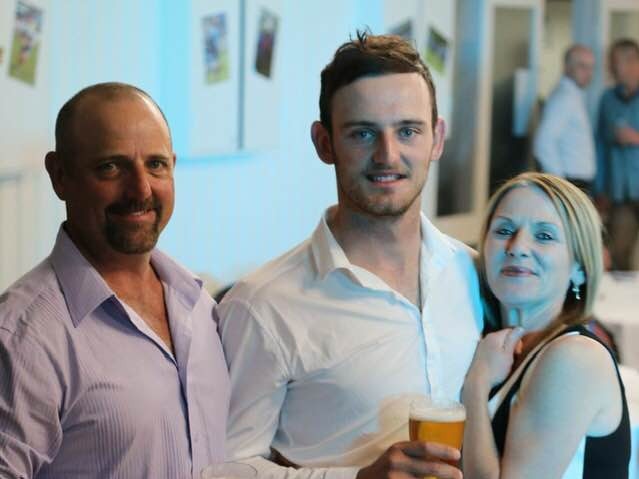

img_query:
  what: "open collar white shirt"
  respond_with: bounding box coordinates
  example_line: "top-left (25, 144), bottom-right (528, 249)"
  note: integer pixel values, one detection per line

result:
top-left (533, 76), bottom-right (596, 180)
top-left (218, 210), bottom-right (483, 478)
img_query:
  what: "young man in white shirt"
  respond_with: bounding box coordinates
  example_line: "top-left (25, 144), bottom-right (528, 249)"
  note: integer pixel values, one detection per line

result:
top-left (218, 32), bottom-right (483, 479)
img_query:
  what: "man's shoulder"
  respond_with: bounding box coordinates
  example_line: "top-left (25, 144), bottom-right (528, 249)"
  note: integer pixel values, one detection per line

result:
top-left (224, 238), bottom-right (313, 305)
top-left (0, 258), bottom-right (66, 339)
top-left (426, 221), bottom-right (479, 269)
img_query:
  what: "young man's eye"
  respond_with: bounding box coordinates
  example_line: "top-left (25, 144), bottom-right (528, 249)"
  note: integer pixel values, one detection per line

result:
top-left (399, 127), bottom-right (418, 138)
top-left (350, 129), bottom-right (375, 141)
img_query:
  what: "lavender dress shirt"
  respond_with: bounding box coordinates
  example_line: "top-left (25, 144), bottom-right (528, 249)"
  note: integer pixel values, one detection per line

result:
top-left (0, 227), bottom-right (230, 478)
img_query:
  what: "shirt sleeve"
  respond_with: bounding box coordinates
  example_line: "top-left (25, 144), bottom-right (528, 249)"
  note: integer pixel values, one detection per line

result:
top-left (533, 93), bottom-right (569, 176)
top-left (594, 95), bottom-right (610, 196)
top-left (0, 328), bottom-right (63, 477)
top-left (216, 300), bottom-right (360, 479)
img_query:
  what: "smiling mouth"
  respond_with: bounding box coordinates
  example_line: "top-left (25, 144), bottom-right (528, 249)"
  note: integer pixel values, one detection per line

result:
top-left (366, 173), bottom-right (407, 183)
top-left (501, 266), bottom-right (536, 276)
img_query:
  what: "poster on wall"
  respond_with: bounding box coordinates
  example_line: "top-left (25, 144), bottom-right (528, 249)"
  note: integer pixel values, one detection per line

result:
top-left (424, 26), bottom-right (449, 75)
top-left (390, 20), bottom-right (413, 42)
top-left (8, 1), bottom-right (43, 86)
top-left (202, 12), bottom-right (230, 84)
top-left (254, 8), bottom-right (278, 78)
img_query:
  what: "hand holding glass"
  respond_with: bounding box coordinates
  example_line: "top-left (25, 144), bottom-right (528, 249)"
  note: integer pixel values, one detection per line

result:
top-left (409, 396), bottom-right (466, 478)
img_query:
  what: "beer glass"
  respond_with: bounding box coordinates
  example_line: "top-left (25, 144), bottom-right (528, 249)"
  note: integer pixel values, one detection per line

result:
top-left (408, 396), bottom-right (466, 478)
top-left (200, 462), bottom-right (258, 479)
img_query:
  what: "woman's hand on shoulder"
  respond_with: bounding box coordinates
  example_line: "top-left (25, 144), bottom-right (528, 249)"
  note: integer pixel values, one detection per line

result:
top-left (466, 327), bottom-right (525, 393)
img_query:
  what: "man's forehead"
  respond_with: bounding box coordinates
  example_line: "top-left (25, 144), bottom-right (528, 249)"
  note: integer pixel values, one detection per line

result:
top-left (332, 73), bottom-right (431, 123)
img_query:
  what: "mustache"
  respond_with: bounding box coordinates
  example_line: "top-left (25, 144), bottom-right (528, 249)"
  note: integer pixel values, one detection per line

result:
top-left (105, 197), bottom-right (160, 215)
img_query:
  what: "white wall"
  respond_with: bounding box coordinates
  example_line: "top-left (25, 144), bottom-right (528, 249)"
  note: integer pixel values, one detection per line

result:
top-left (0, 0), bottom-right (384, 290)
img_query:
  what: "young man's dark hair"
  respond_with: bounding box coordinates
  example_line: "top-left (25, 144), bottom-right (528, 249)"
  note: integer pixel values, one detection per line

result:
top-left (318, 30), bottom-right (438, 134)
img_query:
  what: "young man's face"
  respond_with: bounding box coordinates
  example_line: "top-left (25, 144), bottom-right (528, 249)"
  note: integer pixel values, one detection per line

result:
top-left (325, 73), bottom-right (444, 218)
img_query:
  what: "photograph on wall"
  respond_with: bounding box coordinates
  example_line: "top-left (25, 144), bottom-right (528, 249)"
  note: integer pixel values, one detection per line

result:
top-left (254, 8), bottom-right (278, 78)
top-left (390, 20), bottom-right (413, 42)
top-left (424, 26), bottom-right (449, 75)
top-left (202, 12), bottom-right (230, 84)
top-left (9, 1), bottom-right (44, 86)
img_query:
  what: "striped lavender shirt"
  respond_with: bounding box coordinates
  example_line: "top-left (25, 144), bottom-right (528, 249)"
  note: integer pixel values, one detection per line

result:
top-left (0, 227), bottom-right (230, 478)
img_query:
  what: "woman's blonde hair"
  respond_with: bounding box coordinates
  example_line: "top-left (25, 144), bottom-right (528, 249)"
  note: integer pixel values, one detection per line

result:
top-left (478, 172), bottom-right (603, 330)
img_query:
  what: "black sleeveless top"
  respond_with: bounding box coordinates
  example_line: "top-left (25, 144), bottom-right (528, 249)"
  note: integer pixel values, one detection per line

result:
top-left (489, 325), bottom-right (631, 478)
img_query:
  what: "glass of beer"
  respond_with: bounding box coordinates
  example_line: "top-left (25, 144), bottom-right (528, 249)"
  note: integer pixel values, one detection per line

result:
top-left (409, 395), bottom-right (466, 477)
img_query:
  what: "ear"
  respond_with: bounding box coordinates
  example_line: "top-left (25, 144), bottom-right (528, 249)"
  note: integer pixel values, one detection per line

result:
top-left (311, 121), bottom-right (335, 165)
top-left (570, 262), bottom-right (586, 288)
top-left (429, 117), bottom-right (446, 163)
top-left (45, 151), bottom-right (67, 200)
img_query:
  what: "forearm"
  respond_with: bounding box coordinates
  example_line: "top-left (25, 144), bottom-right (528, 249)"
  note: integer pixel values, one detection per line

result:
top-left (240, 455), bottom-right (359, 479)
top-left (462, 376), bottom-right (500, 479)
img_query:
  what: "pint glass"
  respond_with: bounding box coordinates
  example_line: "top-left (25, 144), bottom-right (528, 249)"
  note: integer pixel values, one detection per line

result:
top-left (408, 396), bottom-right (466, 477)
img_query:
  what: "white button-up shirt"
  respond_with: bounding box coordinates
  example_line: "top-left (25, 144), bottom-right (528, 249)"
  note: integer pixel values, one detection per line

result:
top-left (534, 76), bottom-right (596, 180)
top-left (217, 211), bottom-right (483, 478)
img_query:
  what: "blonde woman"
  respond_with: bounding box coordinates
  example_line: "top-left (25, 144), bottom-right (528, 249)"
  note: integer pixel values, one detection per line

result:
top-left (463, 172), bottom-right (630, 478)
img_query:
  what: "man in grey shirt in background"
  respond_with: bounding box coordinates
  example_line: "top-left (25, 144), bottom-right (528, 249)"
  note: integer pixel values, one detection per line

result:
top-left (0, 83), bottom-right (229, 478)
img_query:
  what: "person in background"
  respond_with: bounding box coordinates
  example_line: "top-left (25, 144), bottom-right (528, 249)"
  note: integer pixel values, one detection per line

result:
top-left (0, 83), bottom-right (229, 478)
top-left (463, 172), bottom-right (630, 478)
top-left (217, 31), bottom-right (482, 479)
top-left (533, 45), bottom-right (596, 194)
top-left (596, 38), bottom-right (639, 270)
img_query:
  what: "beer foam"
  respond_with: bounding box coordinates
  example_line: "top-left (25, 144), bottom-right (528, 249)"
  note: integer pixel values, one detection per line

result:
top-left (409, 404), bottom-right (466, 422)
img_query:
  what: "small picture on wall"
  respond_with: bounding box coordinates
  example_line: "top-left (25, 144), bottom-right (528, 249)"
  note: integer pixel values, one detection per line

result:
top-left (254, 8), bottom-right (278, 78)
top-left (424, 26), bottom-right (449, 75)
top-left (390, 20), bottom-right (413, 43)
top-left (9, 1), bottom-right (44, 86)
top-left (0, 47), bottom-right (4, 66)
top-left (202, 12), bottom-right (230, 84)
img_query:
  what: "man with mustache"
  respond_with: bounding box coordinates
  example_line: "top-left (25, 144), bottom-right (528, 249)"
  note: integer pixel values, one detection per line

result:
top-left (0, 83), bottom-right (229, 478)
top-left (217, 32), bottom-right (482, 478)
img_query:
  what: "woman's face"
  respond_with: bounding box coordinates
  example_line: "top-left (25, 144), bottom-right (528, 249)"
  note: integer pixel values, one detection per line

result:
top-left (483, 186), bottom-right (582, 323)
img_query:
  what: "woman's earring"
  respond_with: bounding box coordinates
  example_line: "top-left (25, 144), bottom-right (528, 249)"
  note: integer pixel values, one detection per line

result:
top-left (572, 282), bottom-right (581, 301)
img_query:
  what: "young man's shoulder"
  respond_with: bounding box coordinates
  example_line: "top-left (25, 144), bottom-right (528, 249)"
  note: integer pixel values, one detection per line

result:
top-left (224, 237), bottom-right (314, 305)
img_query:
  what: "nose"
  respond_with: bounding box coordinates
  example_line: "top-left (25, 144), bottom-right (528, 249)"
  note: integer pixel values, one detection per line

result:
top-left (505, 230), bottom-right (531, 257)
top-left (126, 163), bottom-right (152, 200)
top-left (373, 132), bottom-right (399, 166)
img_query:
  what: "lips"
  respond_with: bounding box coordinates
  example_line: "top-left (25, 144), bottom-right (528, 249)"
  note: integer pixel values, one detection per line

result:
top-left (500, 265), bottom-right (536, 276)
top-left (365, 172), bottom-right (407, 183)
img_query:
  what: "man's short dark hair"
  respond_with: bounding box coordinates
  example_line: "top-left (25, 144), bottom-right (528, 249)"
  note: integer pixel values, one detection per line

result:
top-left (609, 38), bottom-right (639, 76)
top-left (318, 30), bottom-right (438, 134)
top-left (54, 82), bottom-right (170, 158)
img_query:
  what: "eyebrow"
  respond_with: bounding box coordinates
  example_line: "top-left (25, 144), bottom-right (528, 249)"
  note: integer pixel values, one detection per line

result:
top-left (492, 216), bottom-right (560, 227)
top-left (340, 119), bottom-right (427, 129)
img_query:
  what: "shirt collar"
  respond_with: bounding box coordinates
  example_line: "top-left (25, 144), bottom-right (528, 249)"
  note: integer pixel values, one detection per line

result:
top-left (310, 208), bottom-right (456, 281)
top-left (49, 225), bottom-right (203, 327)
top-left (560, 76), bottom-right (582, 93)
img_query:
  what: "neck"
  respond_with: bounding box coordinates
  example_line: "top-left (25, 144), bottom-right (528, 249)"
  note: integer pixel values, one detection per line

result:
top-left (328, 204), bottom-right (422, 269)
top-left (64, 223), bottom-right (155, 287)
top-left (620, 81), bottom-right (639, 98)
top-left (499, 299), bottom-right (563, 332)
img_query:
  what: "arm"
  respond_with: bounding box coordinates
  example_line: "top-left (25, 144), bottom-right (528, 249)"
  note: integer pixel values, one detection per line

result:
top-left (464, 332), bottom-right (618, 479)
top-left (533, 96), bottom-right (568, 176)
top-left (0, 328), bottom-right (63, 478)
top-left (217, 299), bottom-right (462, 479)
top-left (615, 125), bottom-right (639, 146)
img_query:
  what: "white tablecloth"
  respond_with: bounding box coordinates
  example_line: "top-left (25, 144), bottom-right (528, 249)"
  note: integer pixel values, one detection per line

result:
top-left (594, 272), bottom-right (639, 371)
top-left (593, 273), bottom-right (639, 477)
